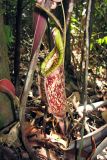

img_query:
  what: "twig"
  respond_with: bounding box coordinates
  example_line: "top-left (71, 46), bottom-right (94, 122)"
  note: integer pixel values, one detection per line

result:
top-left (84, 0), bottom-right (92, 118)
top-left (20, 52), bottom-right (37, 123)
top-left (88, 124), bottom-right (97, 131)
top-left (66, 0), bottom-right (75, 30)
top-left (66, 124), bottom-right (107, 150)
top-left (78, 0), bottom-right (92, 159)
top-left (14, 0), bottom-right (23, 87)
top-left (61, 0), bottom-right (66, 50)
top-left (87, 136), bottom-right (96, 160)
top-left (76, 100), bottom-right (107, 116)
top-left (91, 137), bottom-right (107, 160)
top-left (20, 52), bottom-right (38, 160)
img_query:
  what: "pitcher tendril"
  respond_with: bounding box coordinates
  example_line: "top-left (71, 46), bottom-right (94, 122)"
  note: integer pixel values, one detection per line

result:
top-left (41, 27), bottom-right (64, 76)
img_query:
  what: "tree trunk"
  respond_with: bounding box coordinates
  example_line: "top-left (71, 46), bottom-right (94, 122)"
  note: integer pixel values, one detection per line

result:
top-left (14, 0), bottom-right (23, 87)
top-left (0, 14), bottom-right (15, 129)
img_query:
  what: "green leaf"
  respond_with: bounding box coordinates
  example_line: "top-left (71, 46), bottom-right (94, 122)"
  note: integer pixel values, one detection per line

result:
top-left (104, 0), bottom-right (107, 4)
top-left (103, 36), bottom-right (107, 44)
top-left (96, 38), bottom-right (102, 45)
top-left (90, 42), bottom-right (93, 50)
top-left (71, 17), bottom-right (78, 23)
top-left (96, 36), bottom-right (107, 45)
top-left (70, 24), bottom-right (79, 32)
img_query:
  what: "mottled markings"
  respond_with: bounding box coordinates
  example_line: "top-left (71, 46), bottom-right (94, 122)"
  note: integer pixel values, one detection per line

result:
top-left (44, 65), bottom-right (66, 118)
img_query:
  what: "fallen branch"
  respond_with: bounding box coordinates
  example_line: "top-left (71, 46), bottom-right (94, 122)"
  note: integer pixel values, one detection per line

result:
top-left (64, 123), bottom-right (107, 157)
top-left (76, 100), bottom-right (107, 116)
top-left (91, 137), bottom-right (107, 160)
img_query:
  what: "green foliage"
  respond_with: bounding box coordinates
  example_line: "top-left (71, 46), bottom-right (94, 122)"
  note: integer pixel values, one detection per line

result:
top-left (4, 25), bottom-right (14, 45)
top-left (93, 1), bottom-right (107, 33)
top-left (104, 0), bottom-right (107, 3)
top-left (96, 36), bottom-right (107, 45)
top-left (71, 17), bottom-right (79, 24)
top-left (70, 17), bottom-right (80, 34)
top-left (31, 0), bottom-right (36, 3)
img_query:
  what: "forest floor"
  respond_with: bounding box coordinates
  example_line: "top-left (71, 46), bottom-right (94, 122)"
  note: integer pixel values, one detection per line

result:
top-left (0, 44), bottom-right (107, 160)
